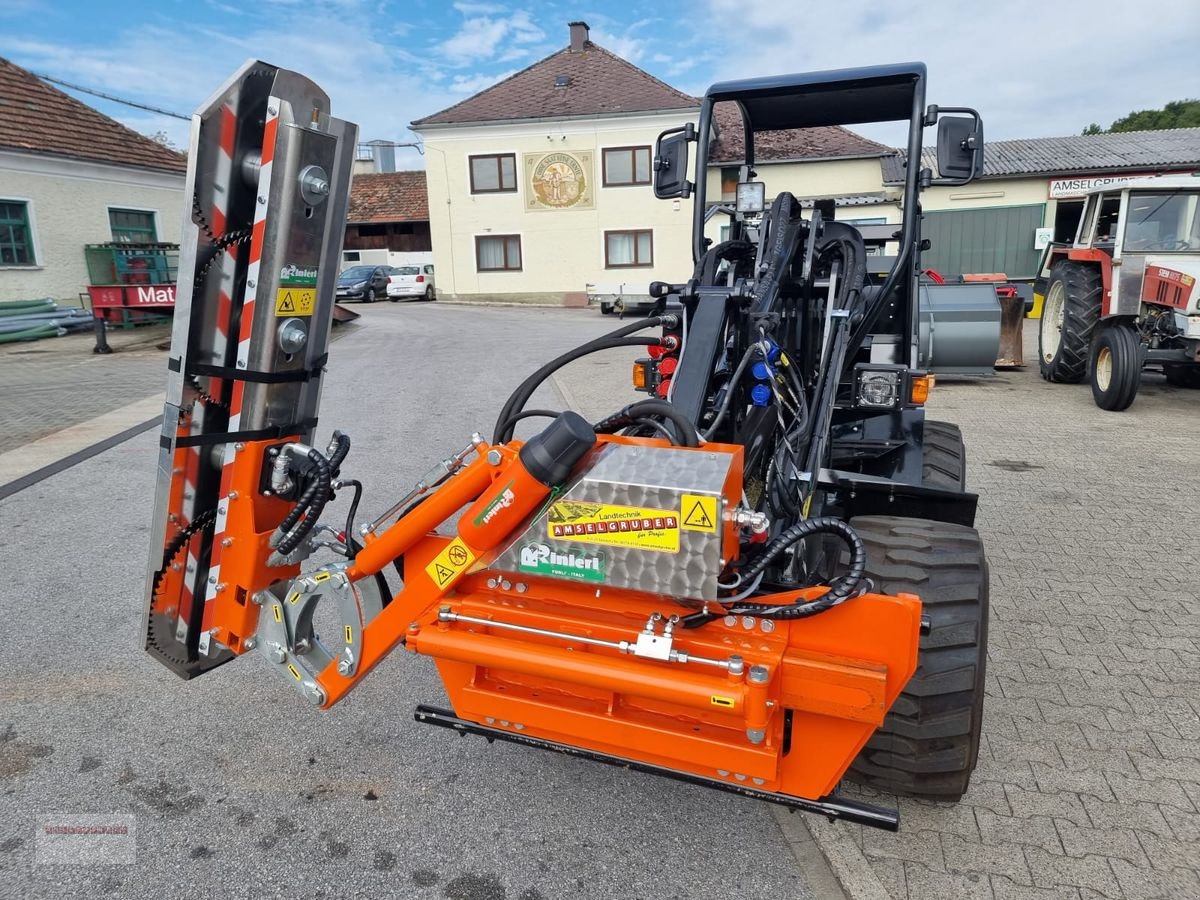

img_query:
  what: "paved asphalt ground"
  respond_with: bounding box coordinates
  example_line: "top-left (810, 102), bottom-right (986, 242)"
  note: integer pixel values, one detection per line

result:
top-left (0, 304), bottom-right (818, 900)
top-left (1, 302), bottom-right (1199, 899)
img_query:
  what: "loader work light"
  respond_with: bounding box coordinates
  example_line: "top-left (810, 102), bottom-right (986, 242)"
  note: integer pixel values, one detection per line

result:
top-left (857, 368), bottom-right (901, 408)
top-left (736, 181), bottom-right (766, 213)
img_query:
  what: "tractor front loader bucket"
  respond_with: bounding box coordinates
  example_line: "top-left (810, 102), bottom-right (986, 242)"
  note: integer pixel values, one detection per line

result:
top-left (141, 60), bottom-right (357, 678)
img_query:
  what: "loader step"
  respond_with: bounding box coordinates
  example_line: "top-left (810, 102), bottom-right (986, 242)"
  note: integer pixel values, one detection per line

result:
top-left (414, 704), bottom-right (900, 831)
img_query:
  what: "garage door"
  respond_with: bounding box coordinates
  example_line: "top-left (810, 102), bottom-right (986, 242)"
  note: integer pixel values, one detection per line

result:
top-left (922, 205), bottom-right (1045, 278)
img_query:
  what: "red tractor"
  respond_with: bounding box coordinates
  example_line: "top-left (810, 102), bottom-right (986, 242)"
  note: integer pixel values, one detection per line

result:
top-left (1037, 177), bottom-right (1200, 409)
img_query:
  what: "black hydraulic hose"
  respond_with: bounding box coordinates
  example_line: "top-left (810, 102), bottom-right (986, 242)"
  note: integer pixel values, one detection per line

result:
top-left (701, 343), bottom-right (760, 439)
top-left (494, 336), bottom-right (664, 443)
top-left (731, 517), bottom-right (866, 619)
top-left (341, 479), bottom-right (363, 550)
top-left (493, 315), bottom-right (670, 441)
top-left (592, 398), bottom-right (699, 447)
top-left (680, 517), bottom-right (867, 629)
top-left (277, 448), bottom-right (332, 556)
top-left (328, 431), bottom-right (351, 476)
top-left (276, 471), bottom-right (321, 539)
top-left (495, 409), bottom-right (561, 438)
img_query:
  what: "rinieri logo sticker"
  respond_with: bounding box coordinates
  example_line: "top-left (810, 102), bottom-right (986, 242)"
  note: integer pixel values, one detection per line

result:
top-left (519, 542), bottom-right (605, 583)
top-left (473, 480), bottom-right (515, 528)
top-left (547, 501), bottom-right (679, 553)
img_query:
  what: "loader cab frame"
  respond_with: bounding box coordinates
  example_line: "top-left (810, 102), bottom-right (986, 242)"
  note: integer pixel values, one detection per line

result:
top-left (651, 63), bottom-right (984, 524)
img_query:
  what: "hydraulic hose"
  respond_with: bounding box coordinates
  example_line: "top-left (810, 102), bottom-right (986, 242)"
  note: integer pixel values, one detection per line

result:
top-left (686, 518), bottom-right (864, 628)
top-left (495, 409), bottom-right (561, 438)
top-left (726, 517), bottom-right (867, 620)
top-left (494, 334), bottom-right (665, 443)
top-left (592, 399), bottom-right (699, 447)
top-left (327, 431), bottom-right (351, 476)
top-left (275, 447), bottom-right (332, 556)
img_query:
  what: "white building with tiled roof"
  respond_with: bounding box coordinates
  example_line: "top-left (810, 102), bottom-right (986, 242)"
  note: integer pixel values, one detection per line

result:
top-left (412, 21), bottom-right (702, 306)
top-left (0, 56), bottom-right (187, 303)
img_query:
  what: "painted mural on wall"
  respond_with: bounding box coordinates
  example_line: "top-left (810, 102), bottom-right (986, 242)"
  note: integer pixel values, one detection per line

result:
top-left (524, 151), bottom-right (594, 211)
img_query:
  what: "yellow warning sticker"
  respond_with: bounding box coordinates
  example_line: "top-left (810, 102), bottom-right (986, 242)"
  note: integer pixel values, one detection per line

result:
top-left (681, 494), bottom-right (719, 533)
top-left (275, 287), bottom-right (316, 317)
top-left (272, 604), bottom-right (283, 623)
top-left (287, 664), bottom-right (302, 681)
top-left (710, 695), bottom-right (735, 708)
top-left (344, 625), bottom-right (353, 644)
top-left (287, 591), bottom-right (300, 605)
top-left (425, 537), bottom-right (477, 588)
top-left (314, 571), bottom-right (331, 583)
top-left (548, 501), bottom-right (679, 553)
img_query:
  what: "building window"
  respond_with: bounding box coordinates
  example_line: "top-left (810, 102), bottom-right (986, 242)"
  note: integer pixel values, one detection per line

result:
top-left (109, 208), bottom-right (157, 243)
top-left (0, 200), bottom-right (35, 265)
top-left (602, 147), bottom-right (651, 187)
top-left (469, 154), bottom-right (517, 193)
top-left (476, 235), bottom-right (522, 271)
top-left (605, 229), bottom-right (653, 268)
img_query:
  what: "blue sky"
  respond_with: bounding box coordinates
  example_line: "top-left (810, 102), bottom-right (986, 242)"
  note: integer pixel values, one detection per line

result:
top-left (1, 0), bottom-right (1195, 170)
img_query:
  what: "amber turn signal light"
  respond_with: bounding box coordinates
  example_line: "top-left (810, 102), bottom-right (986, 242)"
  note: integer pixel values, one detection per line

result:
top-left (910, 374), bottom-right (933, 405)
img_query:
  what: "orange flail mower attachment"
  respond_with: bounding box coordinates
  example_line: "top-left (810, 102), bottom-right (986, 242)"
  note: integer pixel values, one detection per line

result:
top-left (195, 431), bottom-right (921, 825)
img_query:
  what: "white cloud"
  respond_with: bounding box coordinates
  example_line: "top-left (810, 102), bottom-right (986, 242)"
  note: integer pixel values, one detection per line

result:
top-left (453, 1), bottom-right (507, 13)
top-left (702, 0), bottom-right (1200, 143)
top-left (449, 69), bottom-right (518, 94)
top-left (438, 9), bottom-right (545, 65)
top-left (0, 8), bottom-right (462, 172)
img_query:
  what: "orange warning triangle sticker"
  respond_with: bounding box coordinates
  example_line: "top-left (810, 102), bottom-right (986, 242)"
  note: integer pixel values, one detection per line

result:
top-left (434, 563), bottom-right (455, 585)
top-left (683, 500), bottom-right (713, 529)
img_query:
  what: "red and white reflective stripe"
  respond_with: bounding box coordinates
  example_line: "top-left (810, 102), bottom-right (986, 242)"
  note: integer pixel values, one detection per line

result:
top-left (206, 101), bottom-right (280, 604)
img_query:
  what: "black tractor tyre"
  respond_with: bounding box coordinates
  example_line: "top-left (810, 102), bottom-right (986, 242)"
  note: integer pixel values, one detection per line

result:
top-left (921, 420), bottom-right (966, 491)
top-left (846, 516), bottom-right (989, 800)
top-left (1164, 364), bottom-right (1200, 388)
top-left (1089, 324), bottom-right (1141, 411)
top-left (1039, 261), bottom-right (1102, 384)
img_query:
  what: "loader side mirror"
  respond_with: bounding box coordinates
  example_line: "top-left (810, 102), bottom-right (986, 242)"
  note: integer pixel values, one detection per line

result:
top-left (654, 124), bottom-right (694, 200)
top-left (934, 112), bottom-right (984, 185)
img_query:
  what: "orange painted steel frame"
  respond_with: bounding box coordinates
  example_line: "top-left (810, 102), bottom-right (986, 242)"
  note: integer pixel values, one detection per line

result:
top-left (214, 433), bottom-right (922, 803)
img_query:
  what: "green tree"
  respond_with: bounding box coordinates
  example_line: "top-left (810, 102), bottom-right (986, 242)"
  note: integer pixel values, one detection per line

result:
top-left (1083, 99), bottom-right (1200, 135)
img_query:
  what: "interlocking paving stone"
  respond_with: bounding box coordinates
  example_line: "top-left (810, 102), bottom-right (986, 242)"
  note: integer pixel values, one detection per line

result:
top-left (847, 321), bottom-right (1200, 899)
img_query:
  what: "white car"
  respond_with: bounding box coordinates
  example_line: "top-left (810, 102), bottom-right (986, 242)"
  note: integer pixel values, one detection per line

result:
top-left (386, 264), bottom-right (436, 301)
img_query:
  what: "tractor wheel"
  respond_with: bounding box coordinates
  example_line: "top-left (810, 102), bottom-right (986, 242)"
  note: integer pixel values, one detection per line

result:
top-left (1039, 261), bottom-right (1102, 383)
top-left (1089, 324), bottom-right (1141, 411)
top-left (1164, 364), bottom-right (1200, 388)
top-left (921, 420), bottom-right (966, 491)
top-left (846, 516), bottom-right (989, 800)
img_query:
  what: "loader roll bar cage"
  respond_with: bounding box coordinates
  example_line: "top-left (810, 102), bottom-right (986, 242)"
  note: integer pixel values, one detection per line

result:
top-left (689, 64), bottom-right (931, 373)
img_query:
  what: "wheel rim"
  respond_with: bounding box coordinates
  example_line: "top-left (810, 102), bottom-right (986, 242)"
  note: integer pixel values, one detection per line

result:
top-left (1041, 281), bottom-right (1065, 362)
top-left (1096, 346), bottom-right (1113, 391)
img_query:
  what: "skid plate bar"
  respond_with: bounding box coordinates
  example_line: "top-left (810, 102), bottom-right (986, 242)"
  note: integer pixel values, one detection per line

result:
top-left (413, 704), bottom-right (899, 831)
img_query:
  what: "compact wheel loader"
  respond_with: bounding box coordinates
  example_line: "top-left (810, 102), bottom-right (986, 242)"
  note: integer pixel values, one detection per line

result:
top-left (143, 60), bottom-right (989, 830)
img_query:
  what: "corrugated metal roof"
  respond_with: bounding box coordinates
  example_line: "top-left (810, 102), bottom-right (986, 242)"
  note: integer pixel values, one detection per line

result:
top-left (881, 128), bottom-right (1200, 183)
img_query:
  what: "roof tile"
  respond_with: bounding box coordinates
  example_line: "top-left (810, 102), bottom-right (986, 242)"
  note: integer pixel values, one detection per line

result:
top-left (0, 56), bottom-right (187, 174)
top-left (348, 171), bottom-right (428, 223)
top-left (709, 102), bottom-right (890, 164)
top-left (412, 41), bottom-right (697, 127)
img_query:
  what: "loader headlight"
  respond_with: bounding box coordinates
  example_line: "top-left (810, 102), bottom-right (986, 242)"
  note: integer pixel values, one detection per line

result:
top-left (857, 370), bottom-right (900, 408)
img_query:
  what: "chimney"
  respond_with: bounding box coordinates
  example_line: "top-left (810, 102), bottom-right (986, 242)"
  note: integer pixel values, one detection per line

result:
top-left (568, 20), bottom-right (589, 51)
